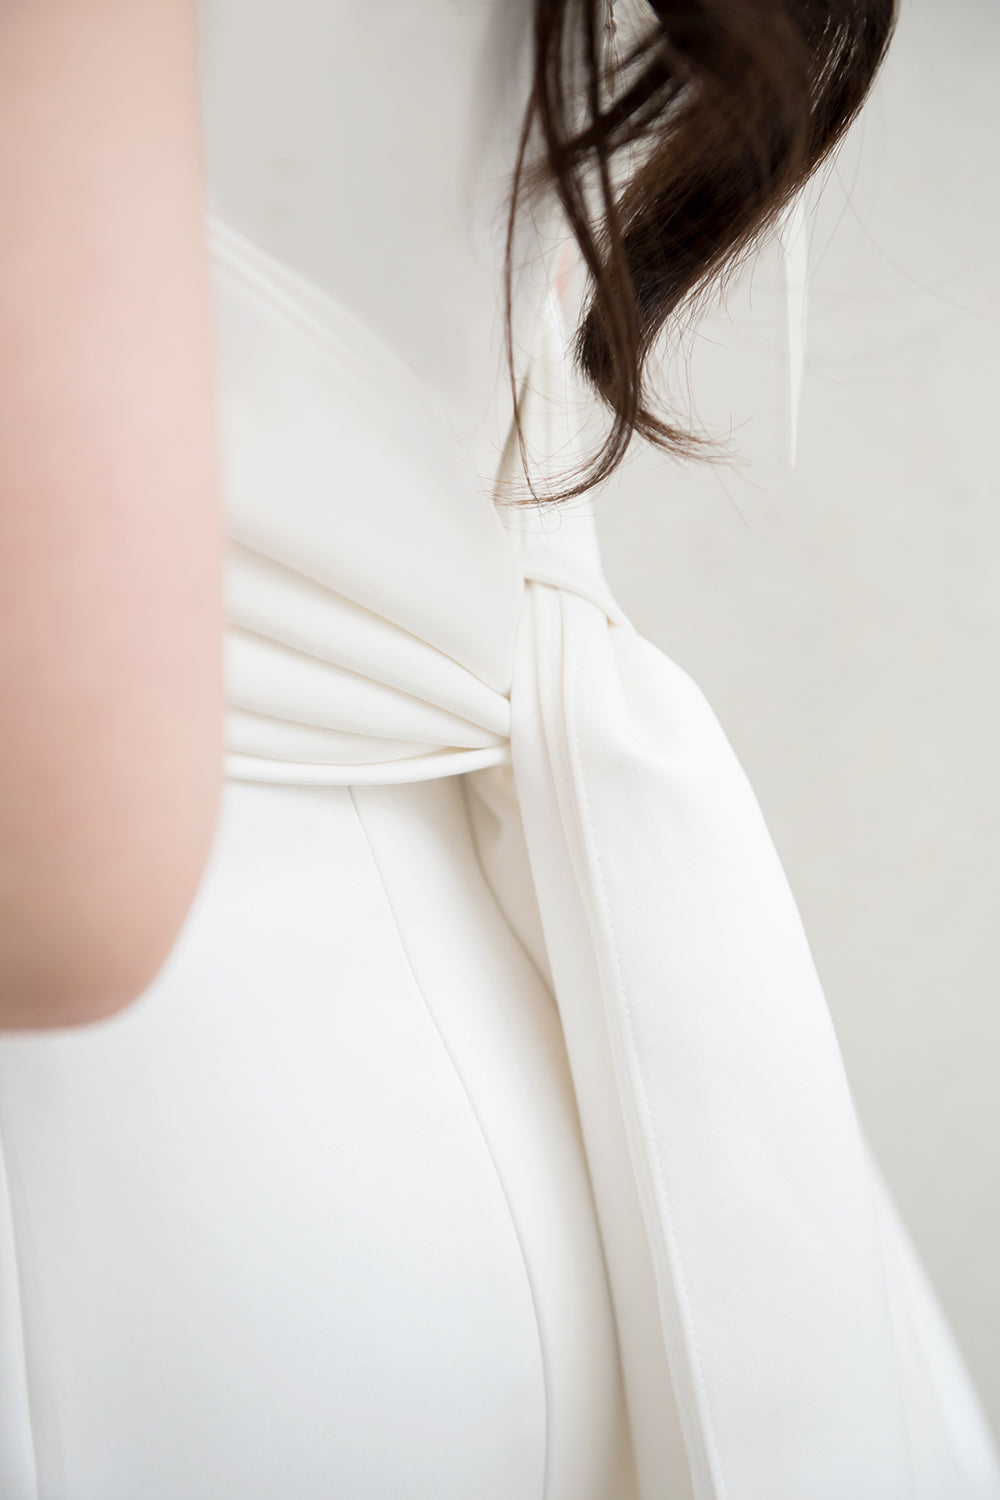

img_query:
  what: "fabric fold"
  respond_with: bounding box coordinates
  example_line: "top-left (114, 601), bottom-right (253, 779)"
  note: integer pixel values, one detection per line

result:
top-left (495, 292), bottom-right (1000, 1500)
top-left (509, 570), bottom-right (913, 1498)
top-left (209, 213), bottom-right (1000, 1499)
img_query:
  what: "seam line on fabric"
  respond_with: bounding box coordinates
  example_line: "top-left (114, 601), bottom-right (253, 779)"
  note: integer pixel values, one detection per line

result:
top-left (346, 785), bottom-right (552, 1500)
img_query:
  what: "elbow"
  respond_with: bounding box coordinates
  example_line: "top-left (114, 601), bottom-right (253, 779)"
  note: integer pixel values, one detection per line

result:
top-left (0, 809), bottom-right (220, 1033)
top-left (1, 941), bottom-right (175, 1031)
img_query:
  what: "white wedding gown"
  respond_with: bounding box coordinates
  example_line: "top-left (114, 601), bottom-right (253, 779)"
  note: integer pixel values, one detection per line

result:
top-left (1, 4), bottom-right (998, 1498)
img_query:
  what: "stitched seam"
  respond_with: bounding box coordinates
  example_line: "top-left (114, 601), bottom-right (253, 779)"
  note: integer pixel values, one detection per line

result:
top-left (520, 558), bottom-right (632, 631)
top-left (555, 587), bottom-right (728, 1499)
top-left (347, 786), bottom-right (551, 1500)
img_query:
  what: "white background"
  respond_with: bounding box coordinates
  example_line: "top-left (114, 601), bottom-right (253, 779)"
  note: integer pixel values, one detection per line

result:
top-left (594, 0), bottom-right (1000, 1434)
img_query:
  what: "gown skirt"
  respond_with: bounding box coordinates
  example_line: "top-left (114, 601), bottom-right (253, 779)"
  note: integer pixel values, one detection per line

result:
top-left (0, 772), bottom-right (632, 1500)
top-left (0, 217), bottom-right (998, 1500)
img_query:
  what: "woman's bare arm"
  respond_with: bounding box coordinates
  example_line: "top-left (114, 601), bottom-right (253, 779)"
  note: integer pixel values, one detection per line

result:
top-left (0, 0), bottom-right (223, 1027)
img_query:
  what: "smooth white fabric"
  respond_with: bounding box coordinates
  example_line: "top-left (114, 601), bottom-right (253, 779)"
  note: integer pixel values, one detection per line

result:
top-left (503, 329), bottom-right (1000, 1498)
top-left (0, 221), bottom-right (635, 1496)
top-left (212, 207), bottom-right (1000, 1499)
top-left (1, 3), bottom-right (998, 1497)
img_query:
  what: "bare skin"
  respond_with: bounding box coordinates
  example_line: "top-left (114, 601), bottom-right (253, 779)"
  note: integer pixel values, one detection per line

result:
top-left (0, 0), bottom-right (223, 1027)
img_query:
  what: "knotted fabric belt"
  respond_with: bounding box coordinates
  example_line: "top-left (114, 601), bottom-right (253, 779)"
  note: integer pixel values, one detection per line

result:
top-left (222, 542), bottom-right (629, 787)
top-left (213, 219), bottom-right (1000, 1500)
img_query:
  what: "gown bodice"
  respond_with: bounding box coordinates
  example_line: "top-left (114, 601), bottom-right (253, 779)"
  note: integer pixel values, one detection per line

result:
top-left (198, 0), bottom-right (541, 497)
top-left (194, 7), bottom-right (1000, 1497)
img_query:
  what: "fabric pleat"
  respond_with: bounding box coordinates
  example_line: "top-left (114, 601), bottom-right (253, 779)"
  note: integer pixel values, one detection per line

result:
top-left (209, 214), bottom-right (1000, 1500)
top-left (498, 293), bottom-right (1000, 1500)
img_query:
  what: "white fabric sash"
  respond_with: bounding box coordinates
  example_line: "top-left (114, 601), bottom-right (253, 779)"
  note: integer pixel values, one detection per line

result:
top-left (211, 217), bottom-right (1000, 1500)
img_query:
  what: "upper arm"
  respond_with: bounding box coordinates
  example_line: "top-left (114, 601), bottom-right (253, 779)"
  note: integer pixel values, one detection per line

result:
top-left (0, 0), bottom-right (224, 1027)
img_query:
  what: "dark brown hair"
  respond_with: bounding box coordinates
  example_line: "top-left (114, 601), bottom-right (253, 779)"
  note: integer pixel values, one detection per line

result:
top-left (504, 0), bottom-right (897, 503)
